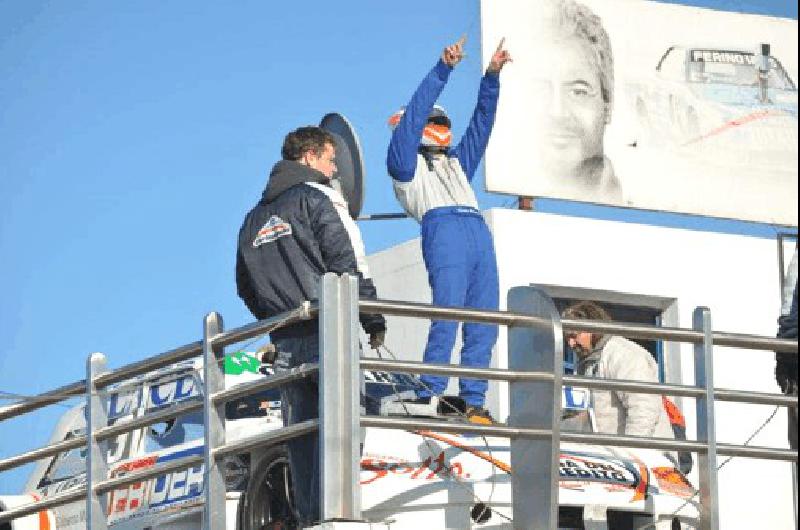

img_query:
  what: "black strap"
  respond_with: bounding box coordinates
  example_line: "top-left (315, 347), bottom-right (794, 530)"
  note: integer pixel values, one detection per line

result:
top-left (418, 146), bottom-right (447, 171)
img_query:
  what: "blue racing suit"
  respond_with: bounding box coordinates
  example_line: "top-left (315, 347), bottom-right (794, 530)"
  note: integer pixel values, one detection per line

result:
top-left (387, 59), bottom-right (500, 407)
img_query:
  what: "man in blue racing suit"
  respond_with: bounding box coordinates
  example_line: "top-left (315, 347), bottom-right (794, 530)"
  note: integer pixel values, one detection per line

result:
top-left (386, 36), bottom-right (511, 424)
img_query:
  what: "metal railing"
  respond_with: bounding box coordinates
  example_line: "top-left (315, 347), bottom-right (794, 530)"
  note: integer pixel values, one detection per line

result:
top-left (0, 274), bottom-right (797, 530)
top-left (0, 304), bottom-right (318, 527)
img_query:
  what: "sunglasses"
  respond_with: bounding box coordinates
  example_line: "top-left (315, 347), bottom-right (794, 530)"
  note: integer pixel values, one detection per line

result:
top-left (427, 115), bottom-right (451, 128)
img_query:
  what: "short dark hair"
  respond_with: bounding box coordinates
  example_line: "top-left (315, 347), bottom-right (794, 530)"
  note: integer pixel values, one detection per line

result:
top-left (281, 126), bottom-right (336, 161)
top-left (562, 300), bottom-right (612, 347)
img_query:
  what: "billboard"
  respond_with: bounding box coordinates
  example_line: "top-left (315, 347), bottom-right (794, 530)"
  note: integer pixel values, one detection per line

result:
top-left (481, 0), bottom-right (798, 226)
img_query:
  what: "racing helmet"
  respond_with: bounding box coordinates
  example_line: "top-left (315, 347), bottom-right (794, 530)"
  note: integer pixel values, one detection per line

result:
top-left (388, 104), bottom-right (452, 148)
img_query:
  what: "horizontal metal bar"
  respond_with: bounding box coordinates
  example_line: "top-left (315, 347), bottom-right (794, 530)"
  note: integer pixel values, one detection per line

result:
top-left (715, 443), bottom-right (798, 461)
top-left (561, 318), bottom-right (796, 353)
top-left (1, 422), bottom-right (317, 525)
top-left (360, 299), bottom-right (797, 353)
top-left (366, 358), bottom-right (703, 399)
top-left (561, 432), bottom-right (796, 462)
top-left (4, 299), bottom-right (792, 425)
top-left (0, 371), bottom-right (319, 476)
top-left (0, 416), bottom-right (792, 527)
top-left (566, 375), bottom-right (794, 407)
top-left (360, 357), bottom-right (553, 382)
top-left (563, 374), bottom-right (707, 399)
top-left (210, 303), bottom-right (316, 349)
top-left (95, 341), bottom-right (203, 389)
top-left (562, 318), bottom-right (703, 344)
top-left (365, 416), bottom-right (707, 452)
top-left (0, 400), bottom-right (206, 475)
top-left (0, 307), bottom-right (312, 423)
top-left (712, 331), bottom-right (797, 352)
top-left (214, 419), bottom-right (318, 459)
top-left (0, 436), bottom-right (86, 474)
top-left (560, 431), bottom-right (714, 454)
top-left (96, 399), bottom-right (204, 441)
top-left (3, 364), bottom-right (789, 477)
top-left (0, 488), bottom-right (85, 525)
top-left (364, 416), bottom-right (796, 462)
top-left (365, 358), bottom-right (793, 406)
top-left (590, 319), bottom-right (789, 356)
top-left (212, 364), bottom-right (319, 405)
top-left (714, 388), bottom-right (798, 407)
top-left (0, 381), bottom-right (85, 422)
top-left (94, 454), bottom-right (205, 495)
top-left (359, 299), bottom-right (546, 327)
top-left (361, 415), bottom-right (551, 438)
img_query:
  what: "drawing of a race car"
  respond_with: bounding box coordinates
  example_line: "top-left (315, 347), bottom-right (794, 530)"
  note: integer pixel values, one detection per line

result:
top-left (628, 45), bottom-right (797, 163)
top-left (0, 353), bottom-right (699, 529)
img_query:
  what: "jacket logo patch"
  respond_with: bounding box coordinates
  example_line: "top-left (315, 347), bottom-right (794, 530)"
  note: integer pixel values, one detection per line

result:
top-left (253, 216), bottom-right (292, 247)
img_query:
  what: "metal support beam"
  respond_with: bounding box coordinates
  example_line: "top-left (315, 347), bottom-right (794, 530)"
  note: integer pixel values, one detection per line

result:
top-left (694, 307), bottom-right (719, 530)
top-left (86, 352), bottom-right (109, 530)
top-left (320, 273), bottom-right (361, 521)
top-left (203, 312), bottom-right (226, 530)
top-left (507, 287), bottom-right (563, 529)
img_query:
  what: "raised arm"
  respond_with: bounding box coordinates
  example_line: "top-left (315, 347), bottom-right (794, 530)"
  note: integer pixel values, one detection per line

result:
top-left (454, 38), bottom-right (511, 180)
top-left (387, 38), bottom-right (466, 182)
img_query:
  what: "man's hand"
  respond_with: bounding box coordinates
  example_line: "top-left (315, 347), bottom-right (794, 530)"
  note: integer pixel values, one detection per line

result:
top-left (486, 37), bottom-right (512, 74)
top-left (368, 330), bottom-right (386, 350)
top-left (442, 35), bottom-right (466, 67)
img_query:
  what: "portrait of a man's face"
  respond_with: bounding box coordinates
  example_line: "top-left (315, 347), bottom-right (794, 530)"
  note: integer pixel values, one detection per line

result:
top-left (529, 34), bottom-right (609, 183)
top-left (482, 0), bottom-right (797, 225)
top-left (502, 0), bottom-right (622, 203)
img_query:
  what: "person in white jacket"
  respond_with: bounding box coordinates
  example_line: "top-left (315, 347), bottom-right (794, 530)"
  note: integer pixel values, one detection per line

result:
top-left (562, 301), bottom-right (674, 441)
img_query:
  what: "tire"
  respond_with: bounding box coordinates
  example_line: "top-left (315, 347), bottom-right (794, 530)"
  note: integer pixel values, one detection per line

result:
top-left (239, 445), bottom-right (298, 530)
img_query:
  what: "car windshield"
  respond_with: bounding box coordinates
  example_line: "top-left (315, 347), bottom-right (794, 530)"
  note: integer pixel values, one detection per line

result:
top-left (688, 51), bottom-right (796, 90)
top-left (43, 432), bottom-right (87, 482)
top-left (144, 410), bottom-right (205, 451)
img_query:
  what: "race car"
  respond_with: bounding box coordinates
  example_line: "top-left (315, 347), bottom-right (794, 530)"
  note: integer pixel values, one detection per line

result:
top-left (628, 44), bottom-right (797, 164)
top-left (0, 352), bottom-right (699, 529)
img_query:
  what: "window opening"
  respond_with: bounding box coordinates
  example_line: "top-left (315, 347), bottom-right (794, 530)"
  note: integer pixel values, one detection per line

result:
top-left (552, 297), bottom-right (663, 379)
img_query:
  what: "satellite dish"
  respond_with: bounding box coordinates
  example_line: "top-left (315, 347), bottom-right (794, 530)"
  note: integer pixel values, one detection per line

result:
top-left (319, 113), bottom-right (365, 219)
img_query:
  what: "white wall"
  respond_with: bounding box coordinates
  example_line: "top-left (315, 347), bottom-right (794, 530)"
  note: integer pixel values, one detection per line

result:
top-left (368, 208), bottom-right (794, 529)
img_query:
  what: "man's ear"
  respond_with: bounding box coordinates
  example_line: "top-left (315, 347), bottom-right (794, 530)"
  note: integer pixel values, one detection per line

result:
top-left (299, 150), bottom-right (314, 167)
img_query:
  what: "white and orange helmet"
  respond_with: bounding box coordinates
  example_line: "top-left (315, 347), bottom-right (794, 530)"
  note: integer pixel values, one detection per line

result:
top-left (388, 105), bottom-right (452, 148)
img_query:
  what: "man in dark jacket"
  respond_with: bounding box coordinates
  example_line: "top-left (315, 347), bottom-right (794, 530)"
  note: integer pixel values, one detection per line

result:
top-left (236, 126), bottom-right (386, 525)
top-left (777, 281), bottom-right (797, 449)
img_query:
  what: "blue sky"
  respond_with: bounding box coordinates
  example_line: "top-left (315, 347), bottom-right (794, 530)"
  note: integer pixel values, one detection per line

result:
top-left (0, 0), bottom-right (796, 492)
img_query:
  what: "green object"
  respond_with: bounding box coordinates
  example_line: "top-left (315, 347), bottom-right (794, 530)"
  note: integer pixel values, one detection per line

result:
top-left (224, 351), bottom-right (261, 375)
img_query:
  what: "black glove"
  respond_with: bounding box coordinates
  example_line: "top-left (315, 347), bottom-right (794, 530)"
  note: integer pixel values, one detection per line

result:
top-left (775, 354), bottom-right (798, 394)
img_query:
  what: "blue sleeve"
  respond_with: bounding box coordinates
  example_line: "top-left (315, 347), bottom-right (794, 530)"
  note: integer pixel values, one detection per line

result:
top-left (453, 72), bottom-right (500, 181)
top-left (386, 60), bottom-right (452, 182)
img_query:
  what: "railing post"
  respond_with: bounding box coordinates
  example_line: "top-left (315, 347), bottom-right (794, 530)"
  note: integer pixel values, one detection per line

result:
top-left (86, 352), bottom-right (109, 530)
top-left (507, 287), bottom-right (563, 530)
top-left (320, 272), bottom-right (361, 521)
top-left (693, 307), bottom-right (719, 530)
top-left (203, 312), bottom-right (226, 530)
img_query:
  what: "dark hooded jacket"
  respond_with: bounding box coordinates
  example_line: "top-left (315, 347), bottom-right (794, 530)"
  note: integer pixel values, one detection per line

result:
top-left (776, 284), bottom-right (798, 391)
top-left (236, 160), bottom-right (386, 339)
